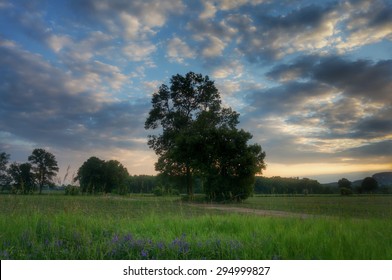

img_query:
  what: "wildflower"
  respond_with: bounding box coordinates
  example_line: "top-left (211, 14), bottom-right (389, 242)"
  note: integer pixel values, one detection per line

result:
top-left (141, 249), bottom-right (149, 258)
top-left (0, 250), bottom-right (10, 259)
top-left (54, 239), bottom-right (63, 248)
top-left (156, 242), bottom-right (165, 250)
top-left (111, 234), bottom-right (119, 243)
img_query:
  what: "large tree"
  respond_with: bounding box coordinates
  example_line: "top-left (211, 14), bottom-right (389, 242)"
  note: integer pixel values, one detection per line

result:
top-left (145, 72), bottom-right (266, 199)
top-left (145, 72), bottom-right (224, 195)
top-left (28, 149), bottom-right (59, 194)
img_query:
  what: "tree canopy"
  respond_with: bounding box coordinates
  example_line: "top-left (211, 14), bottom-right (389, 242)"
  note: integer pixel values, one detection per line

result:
top-left (361, 177), bottom-right (379, 193)
top-left (8, 162), bottom-right (35, 194)
top-left (145, 72), bottom-right (266, 200)
top-left (28, 148), bottom-right (59, 194)
top-left (75, 156), bottom-right (129, 194)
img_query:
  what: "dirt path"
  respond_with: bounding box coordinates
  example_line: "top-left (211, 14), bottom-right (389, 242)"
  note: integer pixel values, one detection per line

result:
top-left (190, 204), bottom-right (316, 219)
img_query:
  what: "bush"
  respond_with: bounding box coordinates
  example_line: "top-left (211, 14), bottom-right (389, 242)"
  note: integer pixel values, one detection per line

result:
top-left (65, 185), bottom-right (80, 196)
top-left (340, 187), bottom-right (353, 196)
top-left (152, 186), bottom-right (164, 196)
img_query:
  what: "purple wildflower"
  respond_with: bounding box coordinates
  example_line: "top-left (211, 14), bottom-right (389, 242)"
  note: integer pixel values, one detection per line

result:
top-left (141, 249), bottom-right (149, 258)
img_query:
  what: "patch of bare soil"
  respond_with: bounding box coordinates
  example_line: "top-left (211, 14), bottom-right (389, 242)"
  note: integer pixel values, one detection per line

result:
top-left (190, 204), bottom-right (316, 219)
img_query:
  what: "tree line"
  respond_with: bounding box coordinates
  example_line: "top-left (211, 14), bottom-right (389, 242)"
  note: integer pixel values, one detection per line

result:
top-left (0, 149), bottom-right (59, 194)
top-left (337, 177), bottom-right (383, 195)
top-left (1, 148), bottom-right (388, 196)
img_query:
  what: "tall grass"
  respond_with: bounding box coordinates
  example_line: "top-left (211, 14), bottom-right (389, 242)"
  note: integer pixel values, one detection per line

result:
top-left (1, 195), bottom-right (391, 259)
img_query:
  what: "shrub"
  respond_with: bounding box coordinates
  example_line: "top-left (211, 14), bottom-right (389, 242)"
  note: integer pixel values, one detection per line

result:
top-left (340, 187), bottom-right (353, 196)
top-left (64, 185), bottom-right (80, 195)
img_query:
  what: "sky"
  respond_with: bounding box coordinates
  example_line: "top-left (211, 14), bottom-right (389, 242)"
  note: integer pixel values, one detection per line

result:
top-left (0, 0), bottom-right (391, 184)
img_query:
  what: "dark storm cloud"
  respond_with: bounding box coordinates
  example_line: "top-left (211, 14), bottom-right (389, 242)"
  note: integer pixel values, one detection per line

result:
top-left (0, 41), bottom-right (148, 151)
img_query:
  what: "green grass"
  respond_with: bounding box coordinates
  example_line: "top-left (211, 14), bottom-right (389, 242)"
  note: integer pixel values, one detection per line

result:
top-left (0, 194), bottom-right (391, 259)
top-left (231, 195), bottom-right (392, 219)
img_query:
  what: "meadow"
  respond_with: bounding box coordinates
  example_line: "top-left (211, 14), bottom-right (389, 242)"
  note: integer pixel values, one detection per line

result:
top-left (1, 194), bottom-right (391, 260)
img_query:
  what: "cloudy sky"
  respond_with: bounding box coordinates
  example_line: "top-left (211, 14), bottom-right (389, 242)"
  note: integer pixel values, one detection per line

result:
top-left (1, 0), bottom-right (391, 183)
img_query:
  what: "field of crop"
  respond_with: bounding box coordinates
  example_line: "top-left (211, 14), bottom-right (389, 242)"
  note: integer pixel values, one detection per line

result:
top-left (1, 194), bottom-right (391, 260)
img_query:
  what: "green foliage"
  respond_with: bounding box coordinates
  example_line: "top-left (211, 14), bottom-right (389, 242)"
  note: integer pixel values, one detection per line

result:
top-left (340, 187), bottom-right (353, 196)
top-left (201, 127), bottom-right (266, 201)
top-left (64, 185), bottom-right (80, 196)
top-left (28, 149), bottom-right (59, 194)
top-left (338, 178), bottom-right (352, 196)
top-left (1, 195), bottom-right (392, 260)
top-left (338, 178), bottom-right (352, 189)
top-left (152, 186), bottom-right (164, 196)
top-left (8, 162), bottom-right (36, 194)
top-left (361, 177), bottom-right (379, 193)
top-left (75, 157), bottom-right (129, 194)
top-left (254, 176), bottom-right (326, 194)
top-left (127, 175), bottom-right (157, 193)
top-left (145, 72), bottom-right (224, 196)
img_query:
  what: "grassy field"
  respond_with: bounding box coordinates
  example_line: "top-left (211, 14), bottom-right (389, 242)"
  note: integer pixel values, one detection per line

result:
top-left (0, 194), bottom-right (391, 260)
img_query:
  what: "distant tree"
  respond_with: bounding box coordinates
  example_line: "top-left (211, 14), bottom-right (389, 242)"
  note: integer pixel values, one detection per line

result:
top-left (0, 152), bottom-right (11, 190)
top-left (75, 156), bottom-right (105, 193)
top-left (8, 162), bottom-right (35, 194)
top-left (103, 160), bottom-right (129, 194)
top-left (75, 157), bottom-right (129, 194)
top-left (28, 149), bottom-right (59, 194)
top-left (338, 178), bottom-right (352, 189)
top-left (361, 177), bottom-right (378, 193)
top-left (338, 178), bottom-right (353, 195)
top-left (128, 175), bottom-right (158, 193)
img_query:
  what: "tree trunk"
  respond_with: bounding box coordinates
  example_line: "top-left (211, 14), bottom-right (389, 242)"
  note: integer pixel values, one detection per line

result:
top-left (186, 164), bottom-right (193, 197)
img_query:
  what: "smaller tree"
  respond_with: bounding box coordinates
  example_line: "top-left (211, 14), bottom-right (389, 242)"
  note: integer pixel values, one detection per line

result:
top-left (8, 162), bottom-right (35, 194)
top-left (75, 156), bottom-right (105, 194)
top-left (75, 157), bottom-right (129, 194)
top-left (361, 177), bottom-right (378, 193)
top-left (338, 178), bottom-right (352, 195)
top-left (28, 149), bottom-right (59, 194)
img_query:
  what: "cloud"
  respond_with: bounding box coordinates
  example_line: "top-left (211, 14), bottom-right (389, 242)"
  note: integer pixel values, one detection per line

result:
top-left (0, 40), bottom-right (148, 153)
top-left (242, 54), bottom-right (392, 166)
top-left (47, 35), bottom-right (73, 53)
top-left (70, 0), bottom-right (184, 41)
top-left (337, 0), bottom-right (392, 51)
top-left (123, 41), bottom-right (157, 62)
top-left (201, 35), bottom-right (226, 57)
top-left (199, 1), bottom-right (217, 20)
top-left (212, 59), bottom-right (244, 79)
top-left (166, 37), bottom-right (195, 63)
top-left (219, 0), bottom-right (392, 62)
top-left (312, 58), bottom-right (392, 101)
